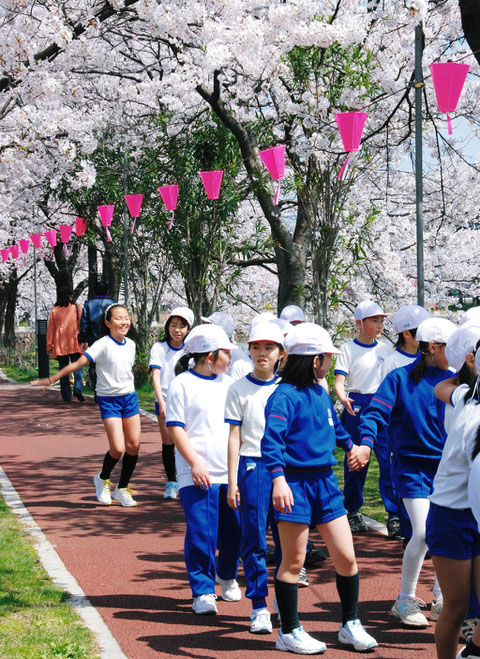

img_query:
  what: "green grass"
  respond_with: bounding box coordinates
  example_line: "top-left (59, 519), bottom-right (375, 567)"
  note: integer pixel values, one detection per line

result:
top-left (333, 449), bottom-right (385, 524)
top-left (0, 495), bottom-right (99, 658)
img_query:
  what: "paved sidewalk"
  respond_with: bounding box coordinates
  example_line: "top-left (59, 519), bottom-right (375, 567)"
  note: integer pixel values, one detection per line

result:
top-left (0, 387), bottom-right (439, 658)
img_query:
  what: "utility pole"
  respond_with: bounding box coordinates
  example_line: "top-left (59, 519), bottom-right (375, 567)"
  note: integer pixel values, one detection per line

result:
top-left (123, 144), bottom-right (129, 306)
top-left (415, 22), bottom-right (424, 306)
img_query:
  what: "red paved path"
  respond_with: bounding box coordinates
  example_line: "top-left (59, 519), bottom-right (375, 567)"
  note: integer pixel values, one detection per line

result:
top-left (0, 387), bottom-right (442, 658)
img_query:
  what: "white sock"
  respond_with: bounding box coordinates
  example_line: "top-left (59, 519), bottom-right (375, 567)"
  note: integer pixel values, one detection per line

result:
top-left (398, 497), bottom-right (430, 601)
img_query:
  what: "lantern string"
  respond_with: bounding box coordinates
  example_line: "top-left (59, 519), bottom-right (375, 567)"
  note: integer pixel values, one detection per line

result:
top-left (168, 211), bottom-right (174, 230)
top-left (131, 219), bottom-right (136, 234)
top-left (274, 182), bottom-right (281, 205)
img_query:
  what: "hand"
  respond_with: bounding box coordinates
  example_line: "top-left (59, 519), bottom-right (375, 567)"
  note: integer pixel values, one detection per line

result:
top-left (79, 342), bottom-right (88, 352)
top-left (158, 405), bottom-right (166, 420)
top-left (272, 476), bottom-right (294, 513)
top-left (347, 445), bottom-right (371, 471)
top-left (227, 484), bottom-right (241, 509)
top-left (191, 459), bottom-right (211, 490)
top-left (31, 378), bottom-right (51, 389)
top-left (340, 396), bottom-right (356, 416)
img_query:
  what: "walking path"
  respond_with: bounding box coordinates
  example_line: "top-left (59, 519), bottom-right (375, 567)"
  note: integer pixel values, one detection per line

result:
top-left (0, 384), bottom-right (439, 658)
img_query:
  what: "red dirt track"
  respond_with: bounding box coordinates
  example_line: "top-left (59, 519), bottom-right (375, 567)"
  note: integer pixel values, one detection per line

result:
top-left (0, 386), bottom-right (441, 658)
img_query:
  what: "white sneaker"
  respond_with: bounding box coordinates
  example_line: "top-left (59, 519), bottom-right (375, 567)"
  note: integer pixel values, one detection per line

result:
top-left (298, 566), bottom-right (309, 588)
top-left (250, 608), bottom-right (272, 634)
top-left (430, 597), bottom-right (443, 621)
top-left (215, 575), bottom-right (241, 601)
top-left (163, 481), bottom-right (178, 499)
top-left (391, 596), bottom-right (429, 627)
top-left (112, 486), bottom-right (137, 507)
top-left (338, 619), bottom-right (378, 651)
top-left (192, 593), bottom-right (217, 615)
top-left (276, 626), bottom-right (326, 654)
top-left (94, 473), bottom-right (112, 505)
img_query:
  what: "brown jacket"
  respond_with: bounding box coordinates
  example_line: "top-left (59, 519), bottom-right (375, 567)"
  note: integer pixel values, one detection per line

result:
top-left (46, 304), bottom-right (83, 358)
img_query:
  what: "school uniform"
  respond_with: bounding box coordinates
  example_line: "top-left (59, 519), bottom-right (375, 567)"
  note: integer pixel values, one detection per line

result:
top-left (229, 349), bottom-right (252, 380)
top-left (84, 335), bottom-right (139, 419)
top-left (225, 373), bottom-right (279, 607)
top-left (166, 369), bottom-right (241, 597)
top-left (148, 339), bottom-right (185, 414)
top-left (261, 383), bottom-right (354, 525)
top-left (334, 338), bottom-right (395, 514)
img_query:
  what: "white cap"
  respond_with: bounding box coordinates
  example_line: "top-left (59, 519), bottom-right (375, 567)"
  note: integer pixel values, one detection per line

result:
top-left (354, 300), bottom-right (388, 321)
top-left (200, 311), bottom-right (235, 338)
top-left (460, 307), bottom-right (480, 327)
top-left (391, 305), bottom-right (430, 333)
top-left (184, 324), bottom-right (236, 353)
top-left (168, 306), bottom-right (194, 328)
top-left (272, 318), bottom-right (291, 336)
top-left (249, 312), bottom-right (277, 333)
top-left (416, 317), bottom-right (456, 344)
top-left (284, 322), bottom-right (340, 356)
top-left (248, 321), bottom-right (285, 346)
top-left (445, 324), bottom-right (480, 372)
top-left (279, 305), bottom-right (306, 324)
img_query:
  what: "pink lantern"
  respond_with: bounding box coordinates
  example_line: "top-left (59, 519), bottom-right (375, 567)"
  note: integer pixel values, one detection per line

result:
top-left (124, 194), bottom-right (144, 234)
top-left (259, 145), bottom-right (285, 204)
top-left (44, 229), bottom-right (57, 259)
top-left (199, 170), bottom-right (223, 200)
top-left (97, 205), bottom-right (114, 242)
top-left (1, 247), bottom-right (9, 271)
top-left (429, 62), bottom-right (470, 135)
top-left (335, 111), bottom-right (368, 180)
top-left (9, 244), bottom-right (19, 269)
top-left (59, 224), bottom-right (73, 257)
top-left (19, 238), bottom-right (30, 264)
top-left (30, 233), bottom-right (44, 259)
top-left (75, 217), bottom-right (87, 237)
top-left (158, 185), bottom-right (179, 230)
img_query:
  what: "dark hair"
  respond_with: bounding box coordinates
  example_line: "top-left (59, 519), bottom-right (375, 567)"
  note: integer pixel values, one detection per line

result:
top-left (409, 341), bottom-right (436, 383)
top-left (279, 353), bottom-right (324, 389)
top-left (54, 288), bottom-right (73, 307)
top-left (160, 315), bottom-right (190, 346)
top-left (394, 327), bottom-right (417, 349)
top-left (175, 349), bottom-right (220, 375)
top-left (95, 280), bottom-right (109, 296)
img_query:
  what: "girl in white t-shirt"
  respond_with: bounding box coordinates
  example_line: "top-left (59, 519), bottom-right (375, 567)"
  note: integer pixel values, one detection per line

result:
top-left (149, 306), bottom-right (194, 500)
top-left (166, 324), bottom-right (242, 615)
top-left (32, 304), bottom-right (141, 508)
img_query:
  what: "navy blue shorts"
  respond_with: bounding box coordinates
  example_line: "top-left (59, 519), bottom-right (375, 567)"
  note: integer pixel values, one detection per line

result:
top-left (391, 455), bottom-right (439, 499)
top-left (274, 469), bottom-right (346, 526)
top-left (97, 391), bottom-right (140, 419)
top-left (426, 502), bottom-right (480, 559)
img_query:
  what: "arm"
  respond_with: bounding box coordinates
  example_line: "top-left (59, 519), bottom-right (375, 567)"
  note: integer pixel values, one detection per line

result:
top-left (168, 425), bottom-right (211, 489)
top-left (334, 373), bottom-right (355, 416)
top-left (271, 474), bottom-right (294, 513)
top-left (227, 424), bottom-right (241, 509)
top-left (78, 301), bottom-right (89, 344)
top-left (31, 354), bottom-right (90, 388)
top-left (46, 309), bottom-right (54, 355)
top-left (357, 372), bottom-right (398, 451)
top-left (434, 376), bottom-right (458, 404)
top-left (151, 368), bottom-right (166, 418)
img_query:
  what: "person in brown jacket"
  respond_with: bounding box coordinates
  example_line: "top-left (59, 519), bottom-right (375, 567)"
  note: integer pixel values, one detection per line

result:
top-left (46, 288), bottom-right (85, 402)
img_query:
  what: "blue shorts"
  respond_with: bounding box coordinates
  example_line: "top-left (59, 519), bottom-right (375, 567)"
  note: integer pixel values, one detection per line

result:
top-left (155, 400), bottom-right (161, 416)
top-left (274, 469), bottom-right (346, 526)
top-left (97, 392), bottom-right (140, 419)
top-left (426, 502), bottom-right (480, 560)
top-left (391, 455), bottom-right (439, 499)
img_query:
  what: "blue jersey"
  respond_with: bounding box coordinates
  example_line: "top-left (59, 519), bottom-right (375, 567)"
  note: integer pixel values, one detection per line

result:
top-left (261, 383), bottom-right (353, 479)
top-left (358, 360), bottom-right (451, 461)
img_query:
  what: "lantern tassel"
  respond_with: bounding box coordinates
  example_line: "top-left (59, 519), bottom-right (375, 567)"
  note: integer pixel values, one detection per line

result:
top-left (64, 244), bottom-right (68, 258)
top-left (446, 113), bottom-right (453, 135)
top-left (337, 153), bottom-right (351, 181)
top-left (105, 227), bottom-right (112, 242)
top-left (22, 256), bottom-right (26, 265)
top-left (168, 211), bottom-right (174, 230)
top-left (50, 247), bottom-right (54, 260)
top-left (274, 182), bottom-right (281, 205)
top-left (131, 219), bottom-right (136, 234)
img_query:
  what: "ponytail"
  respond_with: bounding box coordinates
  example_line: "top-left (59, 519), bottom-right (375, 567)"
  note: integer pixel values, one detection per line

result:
top-left (408, 341), bottom-right (430, 384)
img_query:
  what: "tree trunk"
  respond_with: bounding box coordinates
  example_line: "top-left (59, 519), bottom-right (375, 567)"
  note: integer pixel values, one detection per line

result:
top-left (3, 269), bottom-right (18, 347)
top-left (460, 0), bottom-right (480, 65)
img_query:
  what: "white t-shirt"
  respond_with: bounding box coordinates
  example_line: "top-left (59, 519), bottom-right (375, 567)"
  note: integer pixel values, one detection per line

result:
top-left (224, 374), bottom-right (278, 457)
top-left (85, 335), bottom-right (136, 397)
top-left (166, 369), bottom-right (233, 489)
top-left (469, 456), bottom-right (480, 530)
top-left (381, 347), bottom-right (418, 381)
top-left (334, 338), bottom-right (392, 394)
top-left (149, 340), bottom-right (186, 401)
top-left (430, 384), bottom-right (480, 509)
top-left (229, 349), bottom-right (252, 380)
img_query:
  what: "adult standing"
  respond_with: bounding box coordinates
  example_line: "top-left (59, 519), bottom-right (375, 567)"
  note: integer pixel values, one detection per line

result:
top-left (46, 288), bottom-right (84, 402)
top-left (78, 280), bottom-right (116, 392)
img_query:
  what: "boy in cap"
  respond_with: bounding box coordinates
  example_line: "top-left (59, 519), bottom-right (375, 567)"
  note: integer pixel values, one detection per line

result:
top-left (334, 300), bottom-right (394, 533)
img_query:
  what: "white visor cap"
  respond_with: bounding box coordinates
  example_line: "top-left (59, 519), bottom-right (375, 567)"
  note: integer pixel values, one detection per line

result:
top-left (392, 305), bottom-right (430, 333)
top-left (284, 322), bottom-right (340, 356)
top-left (445, 324), bottom-right (480, 372)
top-left (248, 321), bottom-right (285, 347)
top-left (200, 311), bottom-right (235, 338)
top-left (249, 312), bottom-right (277, 333)
top-left (354, 300), bottom-right (388, 321)
top-left (185, 324), bottom-right (236, 353)
top-left (460, 307), bottom-right (480, 327)
top-left (416, 317), bottom-right (456, 344)
top-left (279, 305), bottom-right (306, 324)
top-left (169, 306), bottom-right (194, 328)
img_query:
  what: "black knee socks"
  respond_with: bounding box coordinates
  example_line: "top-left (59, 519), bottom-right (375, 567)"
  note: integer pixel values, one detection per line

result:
top-left (162, 443), bottom-right (176, 482)
top-left (118, 452), bottom-right (138, 489)
top-left (100, 451), bottom-right (119, 480)
top-left (275, 579), bottom-right (299, 634)
top-left (336, 572), bottom-right (359, 625)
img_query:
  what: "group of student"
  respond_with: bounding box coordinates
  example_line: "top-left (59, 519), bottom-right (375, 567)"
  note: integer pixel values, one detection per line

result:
top-left (31, 298), bottom-right (480, 658)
